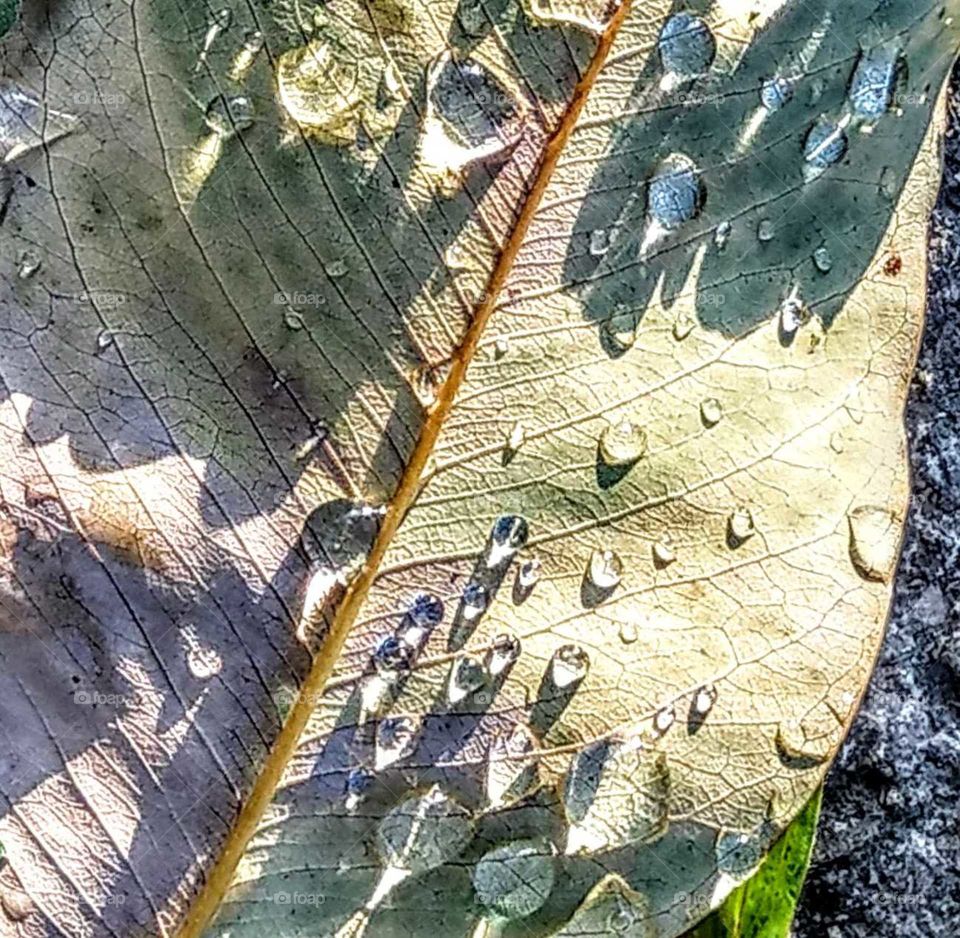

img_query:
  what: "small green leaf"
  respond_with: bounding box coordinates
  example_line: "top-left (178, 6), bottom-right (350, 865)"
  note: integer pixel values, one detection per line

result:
top-left (688, 787), bottom-right (823, 938)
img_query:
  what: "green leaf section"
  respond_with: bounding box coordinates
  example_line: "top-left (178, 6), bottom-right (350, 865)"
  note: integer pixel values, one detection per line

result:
top-left (0, 0), bottom-right (19, 37)
top-left (687, 788), bottom-right (823, 938)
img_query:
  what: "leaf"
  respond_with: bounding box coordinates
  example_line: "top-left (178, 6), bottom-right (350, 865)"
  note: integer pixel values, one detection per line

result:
top-left (687, 786), bottom-right (823, 938)
top-left (0, 1), bottom-right (954, 937)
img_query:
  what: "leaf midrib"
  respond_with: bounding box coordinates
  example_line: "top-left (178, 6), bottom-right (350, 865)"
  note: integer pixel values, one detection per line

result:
top-left (176, 3), bottom-right (635, 934)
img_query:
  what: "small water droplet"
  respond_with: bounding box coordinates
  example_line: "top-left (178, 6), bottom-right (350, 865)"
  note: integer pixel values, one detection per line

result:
top-left (693, 683), bottom-right (717, 716)
top-left (558, 875), bottom-right (653, 938)
top-left (517, 558), bottom-right (541, 591)
top-left (485, 633), bottom-right (521, 677)
top-left (589, 228), bottom-right (612, 256)
top-left (813, 245), bottom-right (833, 273)
top-left (700, 398), bottom-right (723, 427)
top-left (588, 548), bottom-right (623, 590)
top-left (715, 825), bottom-right (770, 879)
top-left (345, 766), bottom-right (375, 811)
top-left (505, 420), bottom-right (526, 456)
top-left (779, 285), bottom-right (808, 337)
top-left (228, 29), bottom-right (265, 82)
top-left (376, 786), bottom-right (473, 873)
top-left (728, 508), bottom-right (756, 546)
top-left (17, 250), bottom-right (40, 279)
top-left (494, 337), bottom-right (510, 359)
top-left (487, 514), bottom-right (529, 568)
top-left (757, 218), bottom-right (776, 242)
top-left (447, 655), bottom-right (486, 704)
top-left (182, 625), bottom-right (222, 679)
top-left (96, 329), bottom-right (116, 352)
top-left (848, 505), bottom-right (898, 582)
top-left (714, 221), bottom-right (732, 250)
top-left (879, 165), bottom-right (897, 200)
top-left (849, 45), bottom-right (903, 119)
top-left (804, 118), bottom-right (848, 168)
top-left (473, 840), bottom-right (556, 920)
top-left (658, 14), bottom-right (716, 81)
top-left (653, 705), bottom-right (676, 735)
top-left (550, 644), bottom-right (589, 689)
top-left (652, 537), bottom-right (676, 567)
top-left (461, 583), bottom-right (488, 621)
top-left (598, 419), bottom-right (647, 468)
top-left (196, 8), bottom-right (233, 73)
top-left (374, 635), bottom-right (414, 678)
top-left (204, 93), bottom-right (254, 137)
top-left (397, 593), bottom-right (443, 650)
top-left (326, 258), bottom-right (348, 279)
top-left (375, 714), bottom-right (420, 771)
top-left (673, 313), bottom-right (695, 341)
top-left (648, 153), bottom-right (703, 230)
top-left (284, 308), bottom-right (304, 330)
top-left (619, 621), bottom-right (638, 644)
top-left (761, 75), bottom-right (794, 111)
top-left (602, 311), bottom-right (637, 352)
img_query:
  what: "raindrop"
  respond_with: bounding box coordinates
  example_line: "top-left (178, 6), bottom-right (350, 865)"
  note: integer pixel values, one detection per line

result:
top-left (96, 329), bottom-right (116, 352)
top-left (588, 548), bottom-right (623, 591)
top-left (473, 840), bottom-right (556, 920)
top-left (761, 75), bottom-right (794, 111)
top-left (714, 220), bottom-right (732, 250)
top-left (550, 644), bottom-right (589, 689)
top-left (486, 514), bottom-right (529, 568)
top-left (652, 537), bottom-right (676, 568)
top-left (344, 766), bottom-right (375, 812)
top-left (554, 875), bottom-right (654, 938)
top-left (563, 732), bottom-right (670, 854)
top-left (803, 118), bottom-right (848, 168)
top-left (182, 625), bottom-right (222, 679)
top-left (598, 419), bottom-right (647, 468)
top-left (813, 245), bottom-right (833, 273)
top-left (673, 313), bottom-right (695, 341)
top-left (693, 684), bottom-right (717, 716)
top-left (326, 258), bottom-right (349, 278)
top-left (447, 655), bottom-right (486, 704)
top-left (400, 592), bottom-right (444, 651)
top-left (779, 284), bottom-right (807, 337)
top-left (17, 250), bottom-right (40, 279)
top-left (653, 705), bottom-right (676, 735)
top-left (517, 558), bottom-right (541, 591)
top-left (373, 635), bottom-right (414, 678)
top-left (284, 309), bottom-right (304, 330)
top-left (204, 93), bottom-right (255, 137)
top-left (879, 165), bottom-right (897, 200)
top-left (518, 0), bottom-right (613, 34)
top-left (494, 337), bottom-right (510, 359)
top-left (648, 153), bottom-right (702, 230)
top-left (1, 82), bottom-right (78, 164)
top-left (619, 621), bottom-right (638, 644)
top-left (848, 505), bottom-right (898, 582)
top-left (228, 29), bottom-right (265, 83)
top-left (757, 218), bottom-right (775, 242)
top-left (728, 507), bottom-right (756, 546)
top-left (375, 714), bottom-right (420, 770)
top-left (485, 633), bottom-right (520, 678)
top-left (715, 826), bottom-right (769, 879)
top-left (658, 14), bottom-right (716, 81)
top-left (505, 420), bottom-right (526, 456)
top-left (196, 8), bottom-right (232, 73)
top-left (589, 228), bottom-right (612, 256)
top-left (461, 583), bottom-right (488, 621)
top-left (700, 398), bottom-right (723, 428)
top-left (603, 311), bottom-right (637, 352)
top-left (849, 45), bottom-right (903, 119)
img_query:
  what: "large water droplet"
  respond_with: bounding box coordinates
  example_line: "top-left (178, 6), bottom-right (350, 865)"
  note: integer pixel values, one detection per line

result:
top-left (813, 245), bottom-right (833, 273)
top-left (590, 227), bottom-right (613, 256)
top-left (715, 825), bottom-right (771, 880)
top-left (473, 840), bottom-right (556, 920)
top-left (673, 313), bottom-right (696, 341)
top-left (849, 45), bottom-right (903, 119)
top-left (486, 723), bottom-right (538, 808)
top-left (563, 733), bottom-right (670, 854)
top-left (700, 398), bottom-right (723, 427)
top-left (505, 420), bottom-right (527, 457)
top-left (485, 633), bottom-right (520, 677)
top-left (377, 786), bottom-right (473, 874)
top-left (847, 505), bottom-right (898, 582)
top-left (553, 875), bottom-right (654, 937)
top-left (648, 153), bottom-right (702, 230)
top-left (804, 118), bottom-right (848, 168)
top-left (204, 93), bottom-right (254, 137)
top-left (486, 514), bottom-right (529, 568)
top-left (761, 75), bottom-right (794, 111)
top-left (398, 592), bottom-right (444, 650)
top-left (551, 644), bottom-right (589, 689)
top-left (373, 635), bottom-right (414, 678)
top-left (619, 621), bottom-right (638, 645)
top-left (588, 549), bottom-right (623, 590)
top-left (461, 582), bottom-right (488, 620)
top-left (375, 714), bottom-right (420, 770)
top-left (653, 705), bottom-right (676, 736)
top-left (1, 82), bottom-right (78, 164)
top-left (598, 419), bottom-right (647, 468)
top-left (447, 655), bottom-right (486, 704)
top-left (658, 14), bottom-right (716, 82)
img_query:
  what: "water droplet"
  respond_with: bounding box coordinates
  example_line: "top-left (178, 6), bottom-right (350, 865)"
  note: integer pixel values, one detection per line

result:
top-left (652, 537), bottom-right (676, 567)
top-left (96, 329), bottom-right (116, 353)
top-left (485, 633), bottom-right (521, 677)
top-left (804, 118), bottom-right (848, 168)
top-left (404, 592), bottom-right (445, 630)
top-left (375, 714), bottom-right (420, 770)
top-left (494, 337), bottom-right (510, 359)
top-left (590, 228), bottom-right (612, 256)
top-left (728, 507), bottom-right (756, 546)
top-left (182, 625), bottom-right (222, 679)
top-left (196, 8), bottom-right (232, 73)
top-left (588, 548), bottom-right (623, 590)
top-left (486, 514), bottom-right (529, 568)
top-left (715, 826), bottom-right (770, 879)
top-left (673, 313), bottom-right (695, 341)
top-left (17, 250), bottom-right (40, 279)
top-left (377, 786), bottom-right (473, 874)
top-left (658, 14), bottom-right (716, 81)
top-left (714, 221), bottom-right (732, 250)
top-left (519, 0), bottom-right (613, 34)
top-left (849, 45), bottom-right (903, 119)
top-left (517, 558), bottom-right (541, 591)
top-left (598, 419), bottom-right (647, 468)
top-left (447, 655), bottom-right (486, 704)
top-left (554, 875), bottom-right (654, 938)
top-left (700, 398), bottom-right (723, 427)
top-left (326, 258), bottom-right (349, 278)
top-left (761, 75), bottom-right (794, 111)
top-left (848, 505), bottom-right (898, 582)
top-left (879, 165), bottom-right (897, 200)
top-left (619, 621), bottom-right (638, 644)
top-left (345, 766), bottom-right (375, 812)
top-left (550, 644), bottom-right (589, 689)
top-left (505, 420), bottom-right (526, 456)
top-left (693, 684), bottom-right (717, 716)
top-left (564, 732), bottom-right (670, 854)
top-left (374, 635), bottom-right (414, 678)
top-left (0, 888), bottom-right (33, 922)
top-left (228, 29), bottom-right (265, 83)
top-left (813, 245), bottom-right (833, 273)
top-left (486, 723), bottom-right (538, 808)
top-left (473, 840), bottom-right (556, 920)
top-left (1, 82), bottom-right (78, 164)
top-left (449, 583), bottom-right (485, 628)
top-left (757, 218), bottom-right (776, 242)
top-left (779, 285), bottom-right (808, 337)
top-left (284, 309), bottom-right (305, 330)
top-left (603, 311), bottom-right (637, 352)
top-left (204, 93), bottom-right (254, 137)
top-left (648, 153), bottom-right (702, 230)
top-left (653, 705), bottom-right (675, 735)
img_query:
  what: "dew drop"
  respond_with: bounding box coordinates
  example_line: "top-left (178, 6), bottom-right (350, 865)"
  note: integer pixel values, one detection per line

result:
top-left (487, 514), bottom-right (529, 568)
top-left (373, 634), bottom-right (414, 678)
top-left (648, 153), bottom-right (702, 230)
top-left (619, 621), bottom-right (638, 645)
top-left (847, 505), bottom-right (898, 583)
top-left (494, 337), bottom-right (510, 359)
top-left (849, 45), bottom-right (903, 119)
top-left (879, 165), bottom-right (897, 200)
top-left (96, 329), bottom-right (116, 353)
top-left (517, 558), bottom-right (541, 591)
top-left (182, 625), bottom-right (222, 679)
top-left (761, 75), bottom-right (794, 111)
top-left (700, 398), bottom-right (723, 428)
top-left (326, 258), bottom-right (349, 278)
top-left (803, 118), bottom-right (848, 168)
top-left (779, 284), bottom-right (808, 337)
top-left (473, 840), bottom-right (556, 920)
top-left (589, 228), bottom-right (612, 256)
top-left (550, 644), bottom-right (589, 689)
top-left (728, 507), bottom-right (756, 545)
top-left (652, 537), bottom-right (676, 567)
top-left (714, 221), bottom-right (732, 250)
top-left (204, 93), bottom-right (254, 137)
top-left (518, 0), bottom-right (613, 34)
top-left (284, 309), bottom-right (304, 330)
top-left (399, 592), bottom-right (444, 650)
top-left (486, 723), bottom-right (538, 808)
top-left (603, 311), bottom-right (637, 352)
top-left (461, 583), bottom-right (488, 621)
top-left (588, 548), bottom-right (623, 590)
top-left (813, 245), bottom-right (833, 273)
top-left (715, 826), bottom-right (769, 879)
top-left (17, 250), bottom-right (40, 279)
top-left (375, 714), bottom-right (420, 771)
top-left (0, 888), bottom-right (33, 922)
top-left (505, 420), bottom-right (526, 455)
top-left (693, 683), bottom-right (717, 716)
top-left (228, 29), bottom-right (265, 83)
top-left (554, 875), bottom-right (654, 938)
top-left (757, 218), bottom-right (775, 242)
top-left (447, 655), bottom-right (487, 704)
top-left (598, 419), bottom-right (647, 468)
top-left (673, 313), bottom-right (695, 341)
top-left (485, 633), bottom-right (521, 677)
top-left (658, 14), bottom-right (716, 81)
top-left (653, 705), bottom-right (676, 735)
top-left (344, 766), bottom-right (375, 812)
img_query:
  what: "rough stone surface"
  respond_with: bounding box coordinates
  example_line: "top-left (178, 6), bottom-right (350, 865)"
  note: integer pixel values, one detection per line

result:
top-left (794, 66), bottom-right (960, 937)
